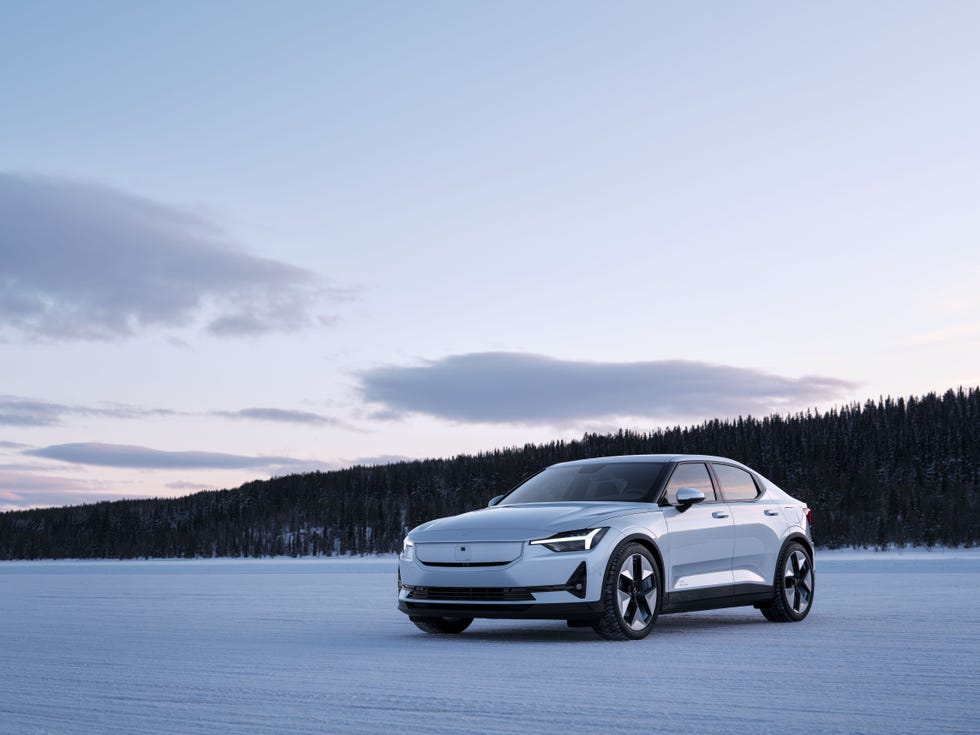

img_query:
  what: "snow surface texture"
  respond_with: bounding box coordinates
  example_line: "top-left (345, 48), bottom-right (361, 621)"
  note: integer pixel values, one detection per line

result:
top-left (1, 551), bottom-right (978, 735)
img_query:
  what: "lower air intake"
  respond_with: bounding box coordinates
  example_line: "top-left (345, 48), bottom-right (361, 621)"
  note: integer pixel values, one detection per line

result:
top-left (405, 586), bottom-right (535, 602)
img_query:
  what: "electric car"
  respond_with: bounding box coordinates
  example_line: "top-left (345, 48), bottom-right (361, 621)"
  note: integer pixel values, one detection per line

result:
top-left (397, 454), bottom-right (814, 640)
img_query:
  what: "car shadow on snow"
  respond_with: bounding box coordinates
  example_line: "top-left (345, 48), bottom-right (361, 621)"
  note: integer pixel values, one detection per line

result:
top-left (391, 612), bottom-right (769, 643)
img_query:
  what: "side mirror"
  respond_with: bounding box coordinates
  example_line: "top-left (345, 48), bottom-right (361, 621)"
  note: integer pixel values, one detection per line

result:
top-left (674, 487), bottom-right (705, 513)
top-left (488, 494), bottom-right (504, 507)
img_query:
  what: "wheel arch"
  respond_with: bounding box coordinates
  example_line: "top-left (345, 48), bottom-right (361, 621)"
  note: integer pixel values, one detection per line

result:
top-left (782, 531), bottom-right (814, 560)
top-left (613, 533), bottom-right (666, 588)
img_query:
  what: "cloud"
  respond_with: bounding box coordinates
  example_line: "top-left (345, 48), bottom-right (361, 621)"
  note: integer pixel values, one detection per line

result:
top-left (0, 396), bottom-right (69, 426)
top-left (0, 440), bottom-right (30, 449)
top-left (345, 454), bottom-right (416, 467)
top-left (25, 442), bottom-right (309, 470)
top-left (1, 395), bottom-right (354, 430)
top-left (165, 480), bottom-right (216, 491)
top-left (0, 172), bottom-right (341, 340)
top-left (0, 471), bottom-right (126, 511)
top-left (360, 352), bottom-right (858, 425)
top-left (0, 395), bottom-right (179, 427)
top-left (0, 462), bottom-right (76, 472)
top-left (213, 407), bottom-right (343, 427)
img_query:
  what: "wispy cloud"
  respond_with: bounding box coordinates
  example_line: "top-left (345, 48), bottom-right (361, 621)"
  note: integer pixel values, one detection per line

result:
top-left (360, 352), bottom-right (858, 425)
top-left (25, 442), bottom-right (311, 470)
top-left (213, 407), bottom-right (344, 427)
top-left (0, 172), bottom-right (345, 341)
top-left (0, 397), bottom-right (75, 427)
top-left (344, 454), bottom-right (415, 467)
top-left (1, 395), bottom-right (354, 430)
top-left (0, 471), bottom-right (122, 511)
top-left (165, 480), bottom-right (216, 492)
top-left (0, 462), bottom-right (78, 472)
top-left (900, 322), bottom-right (980, 349)
top-left (0, 395), bottom-right (179, 427)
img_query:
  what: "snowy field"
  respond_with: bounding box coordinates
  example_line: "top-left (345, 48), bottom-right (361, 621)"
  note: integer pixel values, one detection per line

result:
top-left (1, 551), bottom-right (979, 735)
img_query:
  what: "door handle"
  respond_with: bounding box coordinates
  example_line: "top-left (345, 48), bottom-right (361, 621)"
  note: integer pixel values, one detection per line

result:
top-left (712, 511), bottom-right (729, 519)
top-left (764, 509), bottom-right (779, 516)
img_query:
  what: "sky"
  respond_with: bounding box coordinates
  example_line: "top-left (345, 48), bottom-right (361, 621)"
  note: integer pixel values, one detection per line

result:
top-left (2, 1), bottom-right (978, 511)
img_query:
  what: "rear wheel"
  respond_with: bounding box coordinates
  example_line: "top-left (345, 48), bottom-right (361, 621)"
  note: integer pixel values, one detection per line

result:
top-left (760, 541), bottom-right (814, 622)
top-left (409, 616), bottom-right (473, 634)
top-left (593, 542), bottom-right (661, 640)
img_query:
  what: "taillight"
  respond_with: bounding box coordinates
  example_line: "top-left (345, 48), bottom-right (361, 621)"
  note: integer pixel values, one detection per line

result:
top-left (805, 507), bottom-right (813, 526)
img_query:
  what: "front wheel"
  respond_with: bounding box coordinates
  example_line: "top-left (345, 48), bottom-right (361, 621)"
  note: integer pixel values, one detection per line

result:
top-left (409, 616), bottom-right (473, 634)
top-left (593, 542), bottom-right (661, 640)
top-left (760, 541), bottom-right (814, 622)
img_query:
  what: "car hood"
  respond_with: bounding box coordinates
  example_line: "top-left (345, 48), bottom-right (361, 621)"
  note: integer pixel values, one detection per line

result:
top-left (408, 502), bottom-right (655, 542)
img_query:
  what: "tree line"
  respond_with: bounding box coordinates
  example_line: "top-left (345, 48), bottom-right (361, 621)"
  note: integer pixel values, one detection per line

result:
top-left (1, 387), bottom-right (977, 558)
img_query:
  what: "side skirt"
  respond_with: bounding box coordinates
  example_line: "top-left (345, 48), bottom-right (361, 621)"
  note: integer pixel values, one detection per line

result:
top-left (662, 583), bottom-right (773, 615)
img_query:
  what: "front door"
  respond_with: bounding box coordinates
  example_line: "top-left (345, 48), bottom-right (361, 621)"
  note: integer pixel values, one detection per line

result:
top-left (661, 462), bottom-right (735, 598)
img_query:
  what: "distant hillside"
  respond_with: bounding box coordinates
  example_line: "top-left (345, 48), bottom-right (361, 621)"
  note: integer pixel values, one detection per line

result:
top-left (2, 387), bottom-right (978, 558)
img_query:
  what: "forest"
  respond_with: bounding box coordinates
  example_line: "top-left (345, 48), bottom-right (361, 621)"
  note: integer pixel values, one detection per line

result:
top-left (1, 387), bottom-right (977, 558)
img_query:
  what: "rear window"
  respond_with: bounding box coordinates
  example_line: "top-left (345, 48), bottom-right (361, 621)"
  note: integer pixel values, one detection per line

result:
top-left (712, 463), bottom-right (760, 501)
top-left (500, 462), bottom-right (668, 504)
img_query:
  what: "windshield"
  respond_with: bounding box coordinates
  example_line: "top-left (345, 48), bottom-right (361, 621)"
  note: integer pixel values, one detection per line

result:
top-left (500, 462), bottom-right (668, 504)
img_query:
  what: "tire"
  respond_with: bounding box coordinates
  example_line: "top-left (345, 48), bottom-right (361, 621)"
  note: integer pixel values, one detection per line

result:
top-left (593, 542), bottom-right (661, 640)
top-left (760, 541), bottom-right (814, 623)
top-left (409, 616), bottom-right (473, 634)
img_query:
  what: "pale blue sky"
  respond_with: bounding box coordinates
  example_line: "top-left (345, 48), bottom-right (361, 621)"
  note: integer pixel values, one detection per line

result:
top-left (2, 1), bottom-right (978, 509)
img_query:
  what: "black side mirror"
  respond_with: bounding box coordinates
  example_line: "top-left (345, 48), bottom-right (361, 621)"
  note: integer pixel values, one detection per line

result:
top-left (488, 494), bottom-right (504, 507)
top-left (674, 487), bottom-right (706, 513)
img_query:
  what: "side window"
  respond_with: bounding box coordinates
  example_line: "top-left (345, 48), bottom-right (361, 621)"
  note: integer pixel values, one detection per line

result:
top-left (712, 464), bottom-right (760, 501)
top-left (663, 463), bottom-right (716, 505)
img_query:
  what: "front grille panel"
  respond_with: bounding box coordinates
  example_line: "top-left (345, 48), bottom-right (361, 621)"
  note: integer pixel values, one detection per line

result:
top-left (419, 561), bottom-right (511, 568)
top-left (405, 586), bottom-right (535, 602)
top-left (414, 541), bottom-right (523, 566)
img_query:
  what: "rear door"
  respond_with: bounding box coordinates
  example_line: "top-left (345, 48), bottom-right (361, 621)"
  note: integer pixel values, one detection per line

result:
top-left (661, 462), bottom-right (735, 599)
top-left (711, 463), bottom-right (789, 588)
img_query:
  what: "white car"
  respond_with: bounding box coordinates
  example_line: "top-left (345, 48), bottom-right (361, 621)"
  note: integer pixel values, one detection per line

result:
top-left (398, 454), bottom-right (814, 639)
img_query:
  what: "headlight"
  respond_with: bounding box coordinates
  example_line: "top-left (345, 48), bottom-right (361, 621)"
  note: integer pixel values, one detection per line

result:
top-left (529, 527), bottom-right (608, 552)
top-left (401, 537), bottom-right (414, 561)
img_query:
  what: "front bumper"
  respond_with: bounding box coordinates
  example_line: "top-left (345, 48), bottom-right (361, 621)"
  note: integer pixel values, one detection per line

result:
top-left (398, 540), bottom-right (610, 620)
top-left (398, 598), bottom-right (605, 620)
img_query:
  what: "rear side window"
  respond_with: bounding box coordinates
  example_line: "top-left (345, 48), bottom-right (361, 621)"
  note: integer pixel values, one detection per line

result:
top-left (663, 463), bottom-right (716, 504)
top-left (712, 464), bottom-right (760, 501)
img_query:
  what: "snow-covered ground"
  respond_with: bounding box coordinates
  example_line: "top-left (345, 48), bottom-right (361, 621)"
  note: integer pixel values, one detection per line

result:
top-left (1, 551), bottom-right (978, 735)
